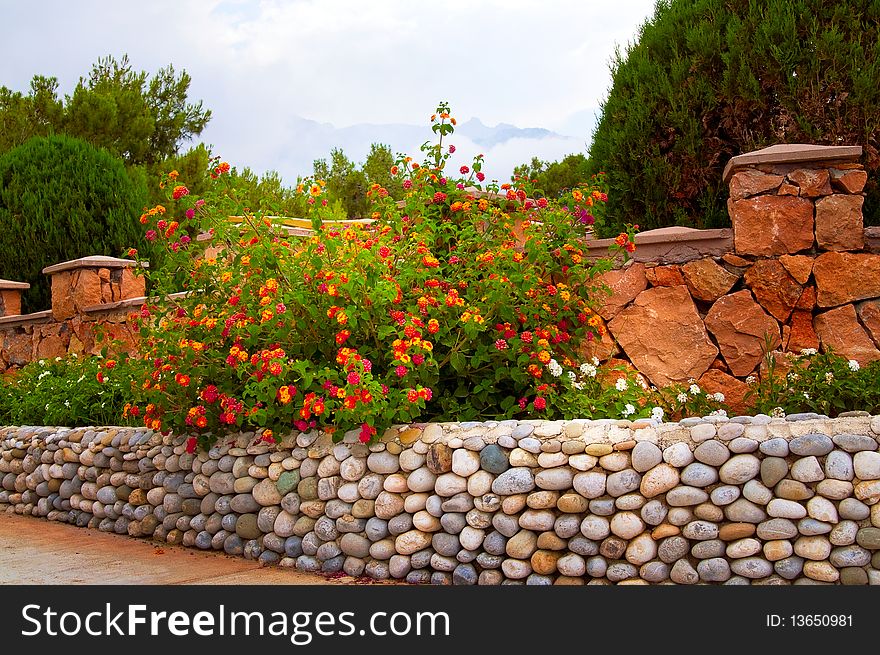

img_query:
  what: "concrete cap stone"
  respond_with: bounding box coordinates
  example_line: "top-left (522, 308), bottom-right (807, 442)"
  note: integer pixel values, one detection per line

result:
top-left (42, 256), bottom-right (148, 275)
top-left (0, 278), bottom-right (29, 290)
top-left (723, 144), bottom-right (862, 183)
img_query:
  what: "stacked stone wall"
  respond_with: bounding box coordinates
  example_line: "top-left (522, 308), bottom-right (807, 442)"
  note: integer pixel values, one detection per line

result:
top-left (3, 415), bottom-right (879, 585)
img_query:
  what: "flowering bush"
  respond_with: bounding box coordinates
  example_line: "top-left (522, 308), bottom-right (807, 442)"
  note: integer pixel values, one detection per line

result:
top-left (0, 355), bottom-right (134, 427)
top-left (125, 103), bottom-right (627, 445)
top-left (747, 348), bottom-right (880, 417)
top-left (537, 359), bottom-right (726, 421)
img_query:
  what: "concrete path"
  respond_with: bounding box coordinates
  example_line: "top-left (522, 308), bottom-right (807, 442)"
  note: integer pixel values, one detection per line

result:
top-left (0, 513), bottom-right (356, 585)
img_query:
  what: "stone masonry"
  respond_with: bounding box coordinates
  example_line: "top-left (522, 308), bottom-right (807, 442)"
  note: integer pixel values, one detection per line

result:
top-left (2, 414), bottom-right (879, 585)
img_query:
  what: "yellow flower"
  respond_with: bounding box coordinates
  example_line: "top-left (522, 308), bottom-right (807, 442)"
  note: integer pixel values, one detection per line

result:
top-left (538, 350), bottom-right (551, 363)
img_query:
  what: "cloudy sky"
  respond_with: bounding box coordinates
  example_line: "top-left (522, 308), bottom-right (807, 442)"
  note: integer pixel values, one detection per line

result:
top-left (1, 0), bottom-right (657, 183)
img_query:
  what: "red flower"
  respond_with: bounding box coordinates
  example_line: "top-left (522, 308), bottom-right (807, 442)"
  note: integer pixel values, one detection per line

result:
top-left (347, 372), bottom-right (361, 386)
top-left (534, 396), bottom-right (547, 410)
top-left (476, 172), bottom-right (485, 182)
top-left (172, 185), bottom-right (189, 200)
top-left (185, 437), bottom-right (197, 454)
top-left (359, 423), bottom-right (376, 443)
top-left (460, 166), bottom-right (469, 175)
top-left (432, 191), bottom-right (447, 204)
top-left (175, 373), bottom-right (190, 387)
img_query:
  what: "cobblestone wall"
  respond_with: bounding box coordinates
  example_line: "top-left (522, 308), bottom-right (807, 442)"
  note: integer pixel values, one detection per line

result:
top-left (2, 414), bottom-right (879, 585)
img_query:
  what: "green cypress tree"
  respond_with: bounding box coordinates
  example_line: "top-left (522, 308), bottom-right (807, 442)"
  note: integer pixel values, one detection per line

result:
top-left (589, 0), bottom-right (880, 236)
top-left (0, 135), bottom-right (148, 312)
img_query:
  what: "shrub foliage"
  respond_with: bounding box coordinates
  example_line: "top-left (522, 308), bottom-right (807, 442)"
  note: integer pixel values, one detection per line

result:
top-left (0, 135), bottom-right (147, 311)
top-left (589, 0), bottom-right (880, 236)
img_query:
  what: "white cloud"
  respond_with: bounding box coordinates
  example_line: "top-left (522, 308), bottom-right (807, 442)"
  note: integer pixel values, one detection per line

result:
top-left (0, 0), bottom-right (656, 183)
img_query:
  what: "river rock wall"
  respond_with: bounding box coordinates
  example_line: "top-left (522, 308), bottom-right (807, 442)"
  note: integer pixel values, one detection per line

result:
top-left (2, 414), bottom-right (880, 585)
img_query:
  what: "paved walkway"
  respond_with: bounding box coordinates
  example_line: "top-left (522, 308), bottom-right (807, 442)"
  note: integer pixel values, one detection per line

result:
top-left (0, 513), bottom-right (352, 585)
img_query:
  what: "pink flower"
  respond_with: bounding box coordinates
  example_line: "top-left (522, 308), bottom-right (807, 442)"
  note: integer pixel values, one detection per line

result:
top-left (456, 183), bottom-right (465, 190)
top-left (534, 397), bottom-right (547, 410)
top-left (145, 229), bottom-right (157, 241)
top-left (460, 166), bottom-right (469, 175)
top-left (347, 372), bottom-right (361, 386)
top-left (494, 339), bottom-right (508, 350)
top-left (362, 358), bottom-right (372, 372)
top-left (439, 178), bottom-right (447, 186)
top-left (180, 235), bottom-right (191, 245)
top-left (518, 397), bottom-right (527, 409)
top-left (448, 145), bottom-right (456, 154)
top-left (403, 180), bottom-right (413, 190)
top-left (412, 353), bottom-right (425, 365)
top-left (276, 302), bottom-right (286, 313)
top-left (395, 365), bottom-right (407, 377)
top-left (195, 199), bottom-right (206, 208)
top-left (185, 208), bottom-right (195, 219)
top-left (381, 384), bottom-right (389, 395)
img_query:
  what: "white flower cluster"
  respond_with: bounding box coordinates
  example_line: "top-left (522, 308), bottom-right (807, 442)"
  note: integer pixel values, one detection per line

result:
top-left (709, 409), bottom-right (727, 417)
top-left (848, 359), bottom-right (860, 372)
top-left (710, 392), bottom-right (725, 403)
top-left (621, 403), bottom-right (636, 417)
top-left (579, 362), bottom-right (597, 378)
top-left (650, 406), bottom-right (664, 422)
top-left (689, 384), bottom-right (701, 396)
top-left (800, 348), bottom-right (818, 356)
top-left (37, 370), bottom-right (51, 380)
top-left (825, 372), bottom-right (834, 383)
top-left (676, 392), bottom-right (688, 404)
top-left (548, 359), bottom-right (563, 378)
top-left (615, 378), bottom-right (628, 392)
top-left (770, 406), bottom-right (786, 418)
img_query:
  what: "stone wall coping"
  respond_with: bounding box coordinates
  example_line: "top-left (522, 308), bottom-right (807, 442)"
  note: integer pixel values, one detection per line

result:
top-left (42, 256), bottom-right (149, 276)
top-left (591, 226), bottom-right (731, 247)
top-left (0, 279), bottom-right (29, 290)
top-left (722, 143), bottom-right (863, 183)
top-left (81, 291), bottom-right (190, 314)
top-left (584, 227), bottom-right (733, 264)
top-left (3, 413), bottom-right (877, 454)
top-left (0, 310), bottom-right (53, 327)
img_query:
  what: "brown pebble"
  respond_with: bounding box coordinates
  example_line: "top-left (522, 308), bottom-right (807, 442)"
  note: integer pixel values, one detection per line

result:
top-left (719, 522), bottom-right (756, 541)
top-left (651, 524), bottom-right (680, 539)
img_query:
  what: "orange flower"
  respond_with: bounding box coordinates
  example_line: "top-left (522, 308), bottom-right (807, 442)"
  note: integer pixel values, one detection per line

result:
top-left (172, 185), bottom-right (189, 200)
top-left (175, 373), bottom-right (190, 387)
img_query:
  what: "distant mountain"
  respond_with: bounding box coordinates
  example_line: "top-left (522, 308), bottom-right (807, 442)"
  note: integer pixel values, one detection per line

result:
top-left (455, 117), bottom-right (556, 148)
top-left (211, 113), bottom-right (587, 185)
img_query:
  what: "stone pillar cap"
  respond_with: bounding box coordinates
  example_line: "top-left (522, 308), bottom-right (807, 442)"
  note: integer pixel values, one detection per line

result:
top-left (42, 256), bottom-right (149, 275)
top-left (0, 278), bottom-right (29, 290)
top-left (723, 143), bottom-right (862, 183)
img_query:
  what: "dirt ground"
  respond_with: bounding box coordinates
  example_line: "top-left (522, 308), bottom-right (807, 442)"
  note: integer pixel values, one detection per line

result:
top-left (0, 512), bottom-right (362, 585)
